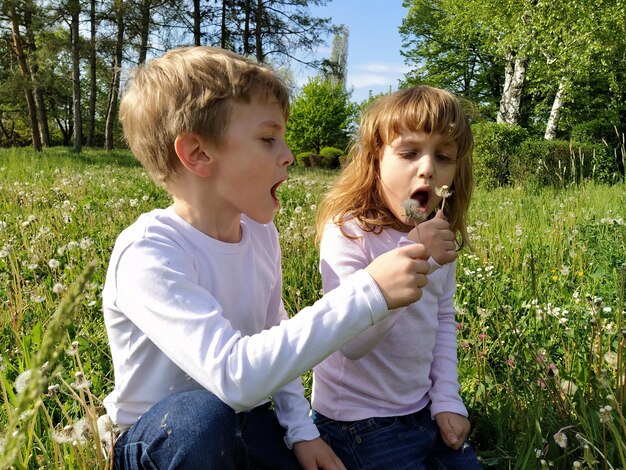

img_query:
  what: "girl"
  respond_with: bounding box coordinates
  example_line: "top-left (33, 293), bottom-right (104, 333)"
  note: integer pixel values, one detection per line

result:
top-left (312, 86), bottom-right (481, 469)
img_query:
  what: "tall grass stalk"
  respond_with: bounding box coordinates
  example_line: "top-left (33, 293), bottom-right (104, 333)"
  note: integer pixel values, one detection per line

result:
top-left (0, 261), bottom-right (96, 469)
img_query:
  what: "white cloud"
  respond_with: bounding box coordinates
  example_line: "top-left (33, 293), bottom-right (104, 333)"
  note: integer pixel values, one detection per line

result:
top-left (353, 63), bottom-right (410, 74)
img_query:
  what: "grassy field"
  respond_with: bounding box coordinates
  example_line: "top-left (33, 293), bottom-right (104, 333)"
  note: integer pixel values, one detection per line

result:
top-left (0, 147), bottom-right (624, 469)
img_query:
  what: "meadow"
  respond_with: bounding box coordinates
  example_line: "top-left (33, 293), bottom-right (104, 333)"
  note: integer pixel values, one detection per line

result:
top-left (0, 147), bottom-right (624, 469)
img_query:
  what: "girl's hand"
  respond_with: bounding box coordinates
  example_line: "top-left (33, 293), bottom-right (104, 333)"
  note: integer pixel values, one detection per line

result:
top-left (408, 210), bottom-right (457, 266)
top-left (435, 412), bottom-right (471, 450)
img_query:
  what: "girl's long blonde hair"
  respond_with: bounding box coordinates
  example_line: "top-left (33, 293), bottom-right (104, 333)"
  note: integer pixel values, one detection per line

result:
top-left (315, 85), bottom-right (474, 249)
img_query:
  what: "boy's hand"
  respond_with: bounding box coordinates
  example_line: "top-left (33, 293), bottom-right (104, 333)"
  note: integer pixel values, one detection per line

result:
top-left (435, 412), bottom-right (471, 450)
top-left (293, 437), bottom-right (346, 469)
top-left (365, 243), bottom-right (430, 310)
top-left (408, 210), bottom-right (457, 266)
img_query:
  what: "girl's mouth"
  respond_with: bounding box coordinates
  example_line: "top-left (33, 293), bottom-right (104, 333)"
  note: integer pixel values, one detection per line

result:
top-left (410, 190), bottom-right (430, 209)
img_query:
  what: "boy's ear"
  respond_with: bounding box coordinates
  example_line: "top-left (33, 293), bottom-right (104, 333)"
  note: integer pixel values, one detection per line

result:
top-left (174, 132), bottom-right (214, 177)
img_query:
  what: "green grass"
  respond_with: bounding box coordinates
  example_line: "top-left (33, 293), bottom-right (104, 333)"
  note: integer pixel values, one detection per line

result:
top-left (0, 147), bottom-right (624, 468)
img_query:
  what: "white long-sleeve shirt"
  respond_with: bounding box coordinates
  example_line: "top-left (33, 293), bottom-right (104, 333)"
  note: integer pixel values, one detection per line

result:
top-left (312, 219), bottom-right (467, 421)
top-left (103, 207), bottom-right (387, 447)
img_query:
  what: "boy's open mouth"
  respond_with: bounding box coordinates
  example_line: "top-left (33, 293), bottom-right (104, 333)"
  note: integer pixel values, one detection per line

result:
top-left (271, 181), bottom-right (283, 202)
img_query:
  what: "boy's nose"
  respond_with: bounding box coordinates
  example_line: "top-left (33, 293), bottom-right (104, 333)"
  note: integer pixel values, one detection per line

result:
top-left (281, 147), bottom-right (294, 167)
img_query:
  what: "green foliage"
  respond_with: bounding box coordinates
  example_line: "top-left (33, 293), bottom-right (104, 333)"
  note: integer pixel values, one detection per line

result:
top-left (318, 147), bottom-right (343, 169)
top-left (471, 122), bottom-right (528, 188)
top-left (295, 151), bottom-right (315, 167)
top-left (286, 77), bottom-right (357, 155)
top-left (510, 139), bottom-right (616, 188)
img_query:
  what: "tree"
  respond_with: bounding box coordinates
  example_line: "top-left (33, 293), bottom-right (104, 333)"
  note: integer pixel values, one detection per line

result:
top-left (7, 0), bottom-right (41, 150)
top-left (321, 24), bottom-right (348, 87)
top-left (399, 0), bottom-right (502, 116)
top-left (104, 0), bottom-right (125, 150)
top-left (69, 0), bottom-right (82, 152)
top-left (286, 77), bottom-right (357, 154)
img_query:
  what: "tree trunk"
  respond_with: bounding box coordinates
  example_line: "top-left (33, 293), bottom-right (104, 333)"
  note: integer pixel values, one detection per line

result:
top-left (87, 0), bottom-right (97, 146)
top-left (23, 3), bottom-right (50, 146)
top-left (8, 3), bottom-right (41, 151)
top-left (243, 0), bottom-right (251, 55)
top-left (193, 0), bottom-right (201, 45)
top-left (104, 0), bottom-right (125, 151)
top-left (544, 78), bottom-right (567, 140)
top-left (220, 0), bottom-right (227, 48)
top-left (138, 0), bottom-right (151, 65)
top-left (71, 0), bottom-right (82, 152)
top-left (497, 55), bottom-right (526, 125)
top-left (255, 0), bottom-right (263, 62)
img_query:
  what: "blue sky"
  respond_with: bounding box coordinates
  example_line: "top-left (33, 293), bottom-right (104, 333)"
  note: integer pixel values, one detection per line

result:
top-left (294, 0), bottom-right (411, 103)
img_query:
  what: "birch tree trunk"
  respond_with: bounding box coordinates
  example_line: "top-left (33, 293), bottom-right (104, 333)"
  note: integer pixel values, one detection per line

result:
top-left (544, 78), bottom-right (567, 140)
top-left (8, 3), bottom-right (41, 151)
top-left (71, 0), bottom-right (82, 153)
top-left (497, 55), bottom-right (526, 125)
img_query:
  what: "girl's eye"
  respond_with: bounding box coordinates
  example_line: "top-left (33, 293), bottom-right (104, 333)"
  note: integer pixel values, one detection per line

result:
top-left (436, 154), bottom-right (456, 163)
top-left (400, 151), bottom-right (416, 159)
top-left (262, 137), bottom-right (276, 144)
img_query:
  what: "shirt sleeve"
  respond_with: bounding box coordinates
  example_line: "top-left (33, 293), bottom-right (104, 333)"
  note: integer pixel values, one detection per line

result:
top-left (319, 223), bottom-right (400, 360)
top-left (427, 260), bottom-right (468, 418)
top-left (112, 232), bottom-right (388, 413)
top-left (265, 244), bottom-right (319, 447)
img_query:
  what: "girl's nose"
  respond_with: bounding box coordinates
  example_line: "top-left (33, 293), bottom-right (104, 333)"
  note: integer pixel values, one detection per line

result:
top-left (416, 154), bottom-right (434, 179)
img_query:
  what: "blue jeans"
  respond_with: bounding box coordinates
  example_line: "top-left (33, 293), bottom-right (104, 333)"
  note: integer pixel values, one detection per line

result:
top-left (312, 407), bottom-right (482, 470)
top-left (114, 390), bottom-right (301, 469)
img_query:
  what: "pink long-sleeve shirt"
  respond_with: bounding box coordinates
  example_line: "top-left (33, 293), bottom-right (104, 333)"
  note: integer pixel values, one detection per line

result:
top-left (311, 218), bottom-right (467, 421)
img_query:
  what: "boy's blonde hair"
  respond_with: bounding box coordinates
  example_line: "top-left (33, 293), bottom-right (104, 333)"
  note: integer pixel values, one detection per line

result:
top-left (119, 46), bottom-right (290, 186)
top-left (315, 85), bottom-right (474, 249)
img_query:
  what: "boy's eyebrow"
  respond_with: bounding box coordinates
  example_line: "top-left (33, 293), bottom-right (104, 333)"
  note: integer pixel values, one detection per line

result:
top-left (258, 120), bottom-right (285, 131)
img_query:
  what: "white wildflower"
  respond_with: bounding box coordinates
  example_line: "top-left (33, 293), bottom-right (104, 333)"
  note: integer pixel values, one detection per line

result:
top-left (554, 431), bottom-right (568, 449)
top-left (48, 258), bottom-right (60, 269)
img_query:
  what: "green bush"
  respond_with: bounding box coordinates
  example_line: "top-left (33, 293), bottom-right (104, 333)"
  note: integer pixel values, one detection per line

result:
top-left (472, 122), bottom-right (528, 189)
top-left (318, 147), bottom-right (344, 169)
top-left (295, 151), bottom-right (316, 167)
top-left (510, 139), bottom-right (614, 187)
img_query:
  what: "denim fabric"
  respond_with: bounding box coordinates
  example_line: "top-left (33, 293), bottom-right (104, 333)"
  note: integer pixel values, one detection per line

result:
top-left (113, 390), bottom-right (301, 469)
top-left (312, 407), bottom-right (482, 470)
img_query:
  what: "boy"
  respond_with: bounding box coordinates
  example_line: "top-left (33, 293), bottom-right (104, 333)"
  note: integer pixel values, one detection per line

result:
top-left (103, 46), bottom-right (430, 469)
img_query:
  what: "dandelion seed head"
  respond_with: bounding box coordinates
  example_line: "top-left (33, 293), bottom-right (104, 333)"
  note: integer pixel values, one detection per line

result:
top-left (402, 199), bottom-right (426, 223)
top-left (560, 379), bottom-right (578, 397)
top-left (14, 370), bottom-right (32, 394)
top-left (435, 185), bottom-right (453, 199)
top-left (48, 258), bottom-right (60, 269)
top-left (554, 431), bottom-right (568, 448)
top-left (52, 283), bottom-right (66, 294)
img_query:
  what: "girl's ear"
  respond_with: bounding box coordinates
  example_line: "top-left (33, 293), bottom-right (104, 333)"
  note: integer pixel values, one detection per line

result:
top-left (174, 132), bottom-right (214, 177)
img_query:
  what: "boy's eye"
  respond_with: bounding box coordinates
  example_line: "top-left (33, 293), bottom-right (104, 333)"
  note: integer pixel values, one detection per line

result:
top-left (261, 137), bottom-right (276, 144)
